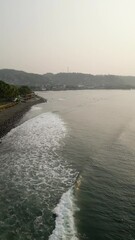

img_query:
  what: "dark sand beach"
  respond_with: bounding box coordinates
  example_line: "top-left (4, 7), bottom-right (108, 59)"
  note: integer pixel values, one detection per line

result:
top-left (0, 96), bottom-right (46, 138)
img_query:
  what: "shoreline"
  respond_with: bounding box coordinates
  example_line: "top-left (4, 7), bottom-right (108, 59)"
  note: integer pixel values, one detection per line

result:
top-left (0, 96), bottom-right (46, 139)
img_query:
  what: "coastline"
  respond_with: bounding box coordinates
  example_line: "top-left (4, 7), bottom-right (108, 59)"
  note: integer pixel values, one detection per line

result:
top-left (0, 96), bottom-right (46, 139)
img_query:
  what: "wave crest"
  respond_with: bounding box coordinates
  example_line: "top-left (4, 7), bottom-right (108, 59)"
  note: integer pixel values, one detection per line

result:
top-left (49, 187), bottom-right (79, 240)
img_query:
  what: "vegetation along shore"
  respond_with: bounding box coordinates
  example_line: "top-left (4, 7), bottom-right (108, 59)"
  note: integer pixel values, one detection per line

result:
top-left (0, 80), bottom-right (46, 138)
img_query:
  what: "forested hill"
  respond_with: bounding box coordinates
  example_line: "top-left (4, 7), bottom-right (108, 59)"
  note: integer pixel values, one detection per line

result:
top-left (1, 69), bottom-right (135, 90)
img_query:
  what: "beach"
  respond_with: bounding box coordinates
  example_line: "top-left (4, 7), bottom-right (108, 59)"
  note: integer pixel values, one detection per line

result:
top-left (0, 96), bottom-right (46, 138)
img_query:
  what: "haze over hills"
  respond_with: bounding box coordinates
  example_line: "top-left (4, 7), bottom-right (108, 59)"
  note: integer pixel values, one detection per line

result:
top-left (1, 69), bottom-right (135, 90)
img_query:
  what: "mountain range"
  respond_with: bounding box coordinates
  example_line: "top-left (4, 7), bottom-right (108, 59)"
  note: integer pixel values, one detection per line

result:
top-left (1, 69), bottom-right (135, 90)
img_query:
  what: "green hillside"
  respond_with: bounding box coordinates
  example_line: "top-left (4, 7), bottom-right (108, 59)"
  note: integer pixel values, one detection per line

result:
top-left (1, 69), bottom-right (135, 90)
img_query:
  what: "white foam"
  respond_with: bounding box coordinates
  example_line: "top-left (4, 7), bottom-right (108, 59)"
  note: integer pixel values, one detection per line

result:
top-left (31, 105), bottom-right (42, 111)
top-left (0, 112), bottom-right (79, 236)
top-left (3, 112), bottom-right (67, 151)
top-left (0, 113), bottom-right (77, 205)
top-left (49, 187), bottom-right (79, 240)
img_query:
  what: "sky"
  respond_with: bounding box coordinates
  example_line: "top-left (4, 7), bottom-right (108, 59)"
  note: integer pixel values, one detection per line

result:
top-left (0, 0), bottom-right (135, 75)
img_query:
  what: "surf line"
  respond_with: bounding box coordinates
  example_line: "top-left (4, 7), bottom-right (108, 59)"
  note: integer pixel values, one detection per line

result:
top-left (74, 172), bottom-right (82, 191)
top-left (49, 187), bottom-right (79, 240)
top-left (49, 173), bottom-right (82, 240)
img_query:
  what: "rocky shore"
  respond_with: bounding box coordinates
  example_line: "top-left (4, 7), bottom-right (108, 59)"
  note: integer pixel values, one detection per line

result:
top-left (0, 96), bottom-right (46, 139)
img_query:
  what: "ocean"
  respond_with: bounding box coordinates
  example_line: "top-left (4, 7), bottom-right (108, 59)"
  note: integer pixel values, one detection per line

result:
top-left (0, 90), bottom-right (135, 240)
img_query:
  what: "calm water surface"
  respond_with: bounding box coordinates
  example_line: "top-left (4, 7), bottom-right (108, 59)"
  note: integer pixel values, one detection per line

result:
top-left (0, 90), bottom-right (135, 240)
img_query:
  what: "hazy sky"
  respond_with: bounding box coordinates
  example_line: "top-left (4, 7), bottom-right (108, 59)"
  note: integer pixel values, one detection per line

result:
top-left (0, 0), bottom-right (135, 75)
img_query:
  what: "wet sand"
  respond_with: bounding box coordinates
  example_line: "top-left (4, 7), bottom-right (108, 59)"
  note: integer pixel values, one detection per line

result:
top-left (0, 96), bottom-right (46, 138)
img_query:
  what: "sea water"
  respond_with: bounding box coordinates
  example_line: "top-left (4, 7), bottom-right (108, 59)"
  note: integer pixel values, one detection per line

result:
top-left (0, 90), bottom-right (135, 240)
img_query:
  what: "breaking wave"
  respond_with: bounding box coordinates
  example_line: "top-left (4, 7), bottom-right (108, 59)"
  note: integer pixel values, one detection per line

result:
top-left (49, 187), bottom-right (79, 240)
top-left (0, 112), bottom-right (78, 239)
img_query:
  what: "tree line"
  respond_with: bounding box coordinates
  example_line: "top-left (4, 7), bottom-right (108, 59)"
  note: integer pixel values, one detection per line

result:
top-left (0, 80), bottom-right (32, 101)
